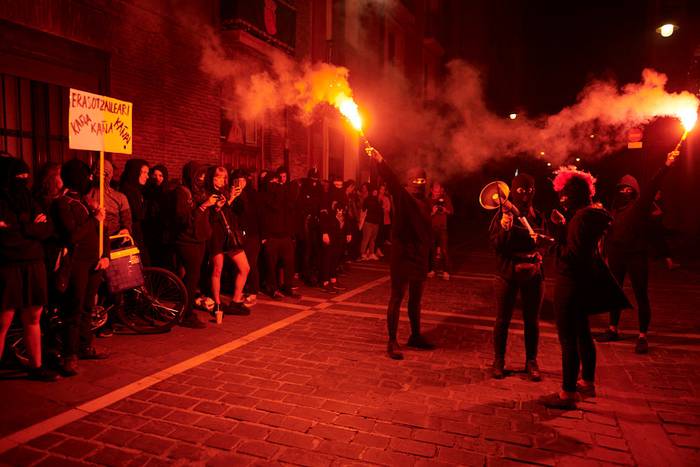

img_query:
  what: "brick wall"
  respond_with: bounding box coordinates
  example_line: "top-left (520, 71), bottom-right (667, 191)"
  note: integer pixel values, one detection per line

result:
top-left (0, 0), bottom-right (222, 182)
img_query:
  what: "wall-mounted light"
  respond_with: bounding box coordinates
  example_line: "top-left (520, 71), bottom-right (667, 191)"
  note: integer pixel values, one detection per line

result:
top-left (657, 23), bottom-right (677, 38)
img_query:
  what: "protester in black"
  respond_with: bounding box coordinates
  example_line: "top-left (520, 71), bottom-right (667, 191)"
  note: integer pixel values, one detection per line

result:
top-left (0, 154), bottom-right (58, 381)
top-left (260, 167), bottom-right (300, 299)
top-left (544, 166), bottom-right (629, 409)
top-left (120, 158), bottom-right (150, 263)
top-left (319, 200), bottom-right (352, 293)
top-left (598, 156), bottom-right (676, 353)
top-left (366, 147), bottom-right (434, 360)
top-left (173, 161), bottom-right (216, 328)
top-left (53, 159), bottom-right (110, 376)
top-left (206, 166), bottom-right (250, 316)
top-left (489, 173), bottom-right (545, 381)
top-left (297, 168), bottom-right (323, 286)
top-left (360, 185), bottom-right (383, 261)
top-left (143, 164), bottom-right (171, 268)
top-left (231, 169), bottom-right (262, 306)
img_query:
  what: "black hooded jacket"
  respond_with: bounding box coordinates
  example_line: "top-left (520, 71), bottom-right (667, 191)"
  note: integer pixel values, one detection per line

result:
top-left (53, 159), bottom-right (109, 262)
top-left (173, 162), bottom-right (211, 244)
top-left (120, 159), bottom-right (148, 244)
top-left (606, 166), bottom-right (670, 253)
top-left (0, 156), bottom-right (53, 264)
top-left (375, 159), bottom-right (432, 280)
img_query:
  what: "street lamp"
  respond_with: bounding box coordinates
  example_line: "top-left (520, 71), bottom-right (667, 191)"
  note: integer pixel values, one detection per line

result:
top-left (656, 23), bottom-right (677, 38)
top-left (509, 113), bottom-right (517, 120)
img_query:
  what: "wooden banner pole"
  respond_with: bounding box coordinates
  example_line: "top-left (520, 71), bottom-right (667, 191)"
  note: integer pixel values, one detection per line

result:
top-left (98, 150), bottom-right (105, 257)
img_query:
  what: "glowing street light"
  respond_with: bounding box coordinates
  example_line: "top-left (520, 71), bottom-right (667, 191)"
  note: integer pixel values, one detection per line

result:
top-left (509, 113), bottom-right (517, 120)
top-left (575, 157), bottom-right (581, 162)
top-left (657, 23), bottom-right (677, 38)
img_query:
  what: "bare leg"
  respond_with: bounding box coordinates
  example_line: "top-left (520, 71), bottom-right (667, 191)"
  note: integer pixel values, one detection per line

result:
top-left (230, 251), bottom-right (250, 303)
top-left (210, 253), bottom-right (224, 305)
top-left (20, 306), bottom-right (43, 368)
top-left (0, 310), bottom-right (16, 361)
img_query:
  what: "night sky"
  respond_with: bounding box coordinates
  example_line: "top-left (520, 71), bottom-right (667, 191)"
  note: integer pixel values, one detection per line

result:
top-left (447, 0), bottom-right (700, 117)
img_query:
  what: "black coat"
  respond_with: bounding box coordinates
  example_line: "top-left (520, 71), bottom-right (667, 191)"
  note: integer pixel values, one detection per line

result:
top-left (554, 206), bottom-right (630, 315)
top-left (376, 160), bottom-right (432, 280)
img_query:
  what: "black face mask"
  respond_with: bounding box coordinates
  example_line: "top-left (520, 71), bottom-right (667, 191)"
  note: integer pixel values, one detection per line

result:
top-left (612, 190), bottom-right (635, 210)
top-left (408, 184), bottom-right (426, 199)
top-left (511, 174), bottom-right (535, 211)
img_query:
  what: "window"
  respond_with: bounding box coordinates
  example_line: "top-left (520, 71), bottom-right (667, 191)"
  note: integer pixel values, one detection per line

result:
top-left (0, 74), bottom-right (70, 171)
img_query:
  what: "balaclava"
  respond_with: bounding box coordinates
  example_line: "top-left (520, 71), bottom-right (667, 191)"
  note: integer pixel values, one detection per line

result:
top-left (0, 155), bottom-right (32, 213)
top-left (406, 167), bottom-right (427, 199)
top-left (511, 173), bottom-right (535, 212)
top-left (612, 174), bottom-right (639, 211)
top-left (62, 158), bottom-right (93, 196)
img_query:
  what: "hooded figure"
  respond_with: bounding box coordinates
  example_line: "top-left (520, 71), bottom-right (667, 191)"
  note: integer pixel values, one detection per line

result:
top-left (367, 150), bottom-right (434, 360)
top-left (143, 164), bottom-right (171, 267)
top-left (600, 157), bottom-right (675, 352)
top-left (0, 155), bottom-right (33, 214)
top-left (488, 171), bottom-right (545, 380)
top-left (61, 159), bottom-right (93, 196)
top-left (119, 158), bottom-right (149, 259)
top-left (182, 161), bottom-right (209, 204)
top-left (544, 166), bottom-right (629, 410)
top-left (0, 154), bottom-right (56, 380)
top-left (510, 173), bottom-right (536, 213)
top-left (89, 159), bottom-right (131, 236)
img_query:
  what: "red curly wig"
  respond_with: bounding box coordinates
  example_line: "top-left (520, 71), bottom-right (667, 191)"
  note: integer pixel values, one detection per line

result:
top-left (552, 165), bottom-right (596, 197)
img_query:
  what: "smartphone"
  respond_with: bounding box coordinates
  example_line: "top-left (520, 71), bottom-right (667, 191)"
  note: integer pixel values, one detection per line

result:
top-left (233, 178), bottom-right (240, 189)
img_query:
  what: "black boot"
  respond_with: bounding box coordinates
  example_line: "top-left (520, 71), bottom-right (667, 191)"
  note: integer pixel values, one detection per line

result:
top-left (525, 359), bottom-right (541, 382)
top-left (387, 340), bottom-right (404, 360)
top-left (406, 334), bottom-right (435, 350)
top-left (492, 358), bottom-right (505, 379)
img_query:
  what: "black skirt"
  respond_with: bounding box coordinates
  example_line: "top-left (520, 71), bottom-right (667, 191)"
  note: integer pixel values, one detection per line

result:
top-left (0, 261), bottom-right (48, 310)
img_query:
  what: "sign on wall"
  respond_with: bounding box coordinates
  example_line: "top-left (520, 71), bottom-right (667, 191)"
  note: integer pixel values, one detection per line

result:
top-left (68, 88), bottom-right (133, 154)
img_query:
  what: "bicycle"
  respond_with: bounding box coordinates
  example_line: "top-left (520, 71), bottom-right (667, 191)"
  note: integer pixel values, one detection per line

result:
top-left (8, 236), bottom-right (187, 367)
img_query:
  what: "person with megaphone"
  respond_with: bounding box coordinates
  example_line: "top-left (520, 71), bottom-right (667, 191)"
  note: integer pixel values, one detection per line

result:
top-left (485, 173), bottom-right (548, 381)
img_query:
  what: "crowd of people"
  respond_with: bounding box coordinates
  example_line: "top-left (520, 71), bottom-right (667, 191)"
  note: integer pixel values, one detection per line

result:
top-left (2, 142), bottom-right (676, 412)
top-left (0, 150), bottom-right (453, 381)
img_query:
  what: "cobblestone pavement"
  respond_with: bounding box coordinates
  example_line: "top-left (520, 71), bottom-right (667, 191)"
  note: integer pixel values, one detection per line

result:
top-left (1, 249), bottom-right (699, 466)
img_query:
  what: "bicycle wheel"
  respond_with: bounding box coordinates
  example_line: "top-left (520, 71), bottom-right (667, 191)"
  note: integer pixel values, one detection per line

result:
top-left (115, 267), bottom-right (188, 333)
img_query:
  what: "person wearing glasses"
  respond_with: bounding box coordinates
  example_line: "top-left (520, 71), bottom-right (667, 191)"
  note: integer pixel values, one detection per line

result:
top-left (365, 147), bottom-right (434, 360)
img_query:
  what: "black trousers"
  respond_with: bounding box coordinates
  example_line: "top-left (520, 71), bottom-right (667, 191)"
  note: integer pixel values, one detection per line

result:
top-left (320, 243), bottom-right (343, 283)
top-left (63, 259), bottom-right (102, 356)
top-left (387, 275), bottom-right (424, 341)
top-left (243, 235), bottom-right (261, 295)
top-left (176, 242), bottom-right (205, 315)
top-left (493, 274), bottom-right (543, 361)
top-left (265, 237), bottom-right (295, 292)
top-left (554, 275), bottom-right (596, 392)
top-left (607, 248), bottom-right (650, 333)
top-left (300, 218), bottom-right (321, 282)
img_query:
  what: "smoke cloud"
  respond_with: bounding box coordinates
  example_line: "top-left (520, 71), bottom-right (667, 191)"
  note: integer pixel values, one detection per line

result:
top-left (200, 29), bottom-right (698, 175)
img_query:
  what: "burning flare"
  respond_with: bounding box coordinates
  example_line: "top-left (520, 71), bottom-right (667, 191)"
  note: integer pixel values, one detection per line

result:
top-left (335, 93), bottom-right (363, 132)
top-left (677, 107), bottom-right (697, 132)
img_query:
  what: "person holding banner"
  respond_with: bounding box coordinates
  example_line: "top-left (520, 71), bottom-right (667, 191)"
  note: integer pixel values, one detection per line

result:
top-left (53, 159), bottom-right (110, 376)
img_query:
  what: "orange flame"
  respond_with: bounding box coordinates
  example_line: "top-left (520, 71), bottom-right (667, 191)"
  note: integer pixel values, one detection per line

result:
top-left (677, 107), bottom-right (698, 132)
top-left (334, 93), bottom-right (363, 132)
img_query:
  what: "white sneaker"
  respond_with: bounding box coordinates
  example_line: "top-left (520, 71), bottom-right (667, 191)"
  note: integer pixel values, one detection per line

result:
top-left (368, 254), bottom-right (380, 261)
top-left (441, 272), bottom-right (450, 281)
top-left (375, 249), bottom-right (384, 257)
top-left (427, 271), bottom-right (436, 278)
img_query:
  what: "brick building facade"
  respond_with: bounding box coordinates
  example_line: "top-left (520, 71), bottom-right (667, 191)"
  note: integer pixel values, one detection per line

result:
top-left (0, 0), bottom-right (445, 183)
